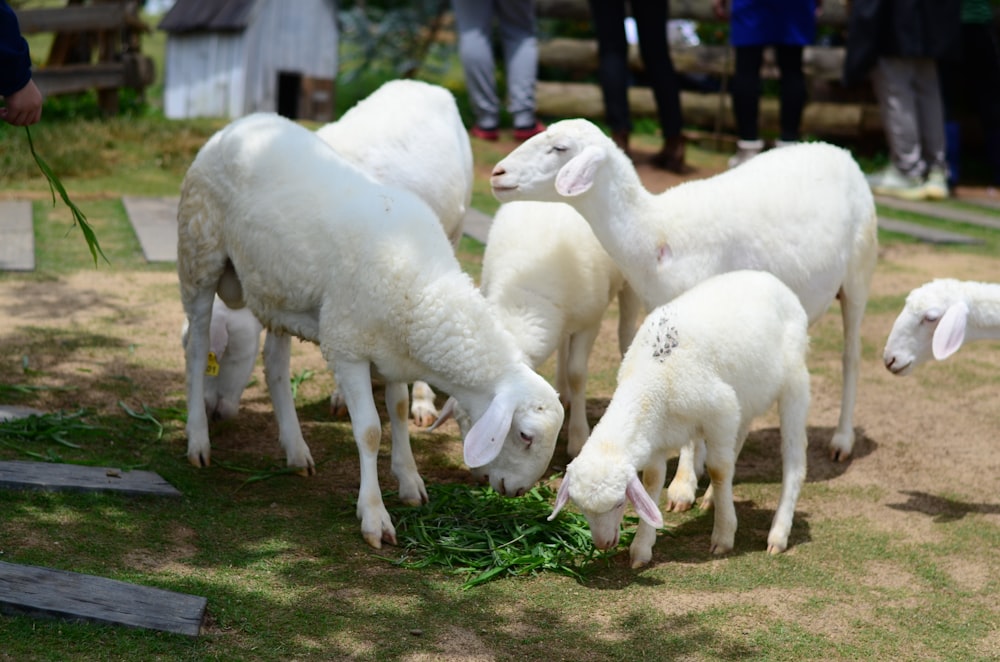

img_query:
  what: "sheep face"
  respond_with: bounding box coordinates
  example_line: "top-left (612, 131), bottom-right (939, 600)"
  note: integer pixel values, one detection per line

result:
top-left (884, 281), bottom-right (969, 374)
top-left (490, 119), bottom-right (612, 203)
top-left (467, 371), bottom-right (564, 497)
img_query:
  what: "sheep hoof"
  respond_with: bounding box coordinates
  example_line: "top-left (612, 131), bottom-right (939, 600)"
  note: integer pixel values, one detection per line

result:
top-left (294, 464), bottom-right (316, 477)
top-left (710, 542), bottom-right (732, 555)
top-left (665, 499), bottom-right (692, 513)
top-left (829, 431), bottom-right (855, 462)
top-left (188, 453), bottom-right (210, 468)
top-left (766, 542), bottom-right (787, 555)
top-left (362, 531), bottom-right (384, 549)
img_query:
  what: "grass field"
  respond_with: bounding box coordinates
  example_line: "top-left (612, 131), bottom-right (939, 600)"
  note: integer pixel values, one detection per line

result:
top-left (1, 11), bottom-right (999, 662)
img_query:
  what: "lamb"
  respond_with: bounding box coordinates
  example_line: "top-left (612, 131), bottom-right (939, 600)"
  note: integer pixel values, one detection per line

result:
top-left (490, 119), bottom-right (877, 509)
top-left (883, 278), bottom-right (1000, 374)
top-left (480, 200), bottom-right (641, 456)
top-left (177, 112), bottom-right (564, 549)
top-left (547, 270), bottom-right (811, 568)
top-left (186, 79), bottom-right (474, 429)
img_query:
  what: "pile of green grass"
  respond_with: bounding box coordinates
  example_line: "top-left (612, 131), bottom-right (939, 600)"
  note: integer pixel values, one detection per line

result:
top-left (388, 478), bottom-right (636, 589)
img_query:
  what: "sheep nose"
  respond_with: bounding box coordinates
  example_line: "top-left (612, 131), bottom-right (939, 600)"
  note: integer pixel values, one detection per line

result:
top-left (884, 356), bottom-right (895, 369)
top-left (491, 165), bottom-right (506, 177)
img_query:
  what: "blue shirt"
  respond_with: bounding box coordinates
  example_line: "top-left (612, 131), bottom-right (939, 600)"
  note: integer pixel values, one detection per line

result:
top-left (730, 0), bottom-right (817, 47)
top-left (1, 1), bottom-right (32, 96)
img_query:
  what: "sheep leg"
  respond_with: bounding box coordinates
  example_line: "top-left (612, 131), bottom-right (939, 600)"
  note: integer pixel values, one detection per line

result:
top-left (565, 325), bottom-right (600, 458)
top-left (616, 282), bottom-right (641, 356)
top-left (183, 289), bottom-right (217, 468)
top-left (629, 450), bottom-right (668, 569)
top-left (767, 369), bottom-right (810, 554)
top-left (261, 331), bottom-right (316, 475)
top-left (212, 312), bottom-right (261, 421)
top-left (665, 440), bottom-right (701, 512)
top-left (829, 284), bottom-right (866, 461)
top-left (332, 359), bottom-right (396, 549)
top-left (703, 414), bottom-right (740, 554)
top-left (384, 380), bottom-right (428, 507)
top-left (555, 337), bottom-right (571, 410)
top-left (409, 380), bottom-right (438, 427)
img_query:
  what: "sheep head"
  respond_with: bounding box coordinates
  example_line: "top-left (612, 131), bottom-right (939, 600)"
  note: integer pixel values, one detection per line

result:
top-left (464, 366), bottom-right (564, 497)
top-left (490, 119), bottom-right (615, 203)
top-left (883, 279), bottom-right (970, 375)
top-left (548, 448), bottom-right (663, 551)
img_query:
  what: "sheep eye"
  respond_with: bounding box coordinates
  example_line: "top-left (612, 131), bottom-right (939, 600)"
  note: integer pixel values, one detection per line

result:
top-left (923, 311), bottom-right (941, 323)
top-left (550, 145), bottom-right (568, 153)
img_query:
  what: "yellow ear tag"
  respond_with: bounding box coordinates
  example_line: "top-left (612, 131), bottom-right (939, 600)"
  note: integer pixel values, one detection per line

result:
top-left (205, 352), bottom-right (220, 376)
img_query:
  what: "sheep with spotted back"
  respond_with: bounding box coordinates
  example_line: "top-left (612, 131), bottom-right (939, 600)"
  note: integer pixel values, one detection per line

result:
top-left (177, 112), bottom-right (563, 549)
top-left (480, 200), bottom-right (641, 456)
top-left (491, 119), bottom-right (876, 510)
top-left (548, 270), bottom-right (811, 567)
top-left (187, 80), bottom-right (474, 434)
top-left (884, 278), bottom-right (1000, 374)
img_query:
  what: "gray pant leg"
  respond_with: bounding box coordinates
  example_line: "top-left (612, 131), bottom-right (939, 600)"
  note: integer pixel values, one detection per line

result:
top-left (496, 0), bottom-right (538, 128)
top-left (911, 58), bottom-right (947, 173)
top-left (872, 57), bottom-right (925, 178)
top-left (452, 0), bottom-right (500, 128)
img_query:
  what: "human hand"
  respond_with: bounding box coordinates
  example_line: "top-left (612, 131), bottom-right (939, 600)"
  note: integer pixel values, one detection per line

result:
top-left (0, 79), bottom-right (43, 126)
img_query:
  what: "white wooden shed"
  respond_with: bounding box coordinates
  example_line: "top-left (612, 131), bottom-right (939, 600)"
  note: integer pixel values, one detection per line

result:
top-left (159, 0), bottom-right (338, 121)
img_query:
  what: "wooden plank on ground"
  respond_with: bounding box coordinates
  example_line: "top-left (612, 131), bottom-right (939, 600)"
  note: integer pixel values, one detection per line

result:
top-left (877, 216), bottom-right (984, 245)
top-left (462, 208), bottom-right (492, 244)
top-left (0, 561), bottom-right (206, 636)
top-left (0, 460), bottom-right (182, 497)
top-left (0, 200), bottom-right (34, 271)
top-left (875, 195), bottom-right (1000, 231)
top-left (122, 195), bottom-right (179, 262)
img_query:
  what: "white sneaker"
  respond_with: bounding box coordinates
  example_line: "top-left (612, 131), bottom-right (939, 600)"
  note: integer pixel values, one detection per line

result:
top-left (728, 139), bottom-right (764, 169)
top-left (924, 166), bottom-right (949, 200)
top-left (867, 165), bottom-right (928, 201)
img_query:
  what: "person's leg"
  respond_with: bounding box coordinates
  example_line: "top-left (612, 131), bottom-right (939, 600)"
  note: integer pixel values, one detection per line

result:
top-left (631, 0), bottom-right (682, 139)
top-left (496, 0), bottom-right (540, 131)
top-left (774, 44), bottom-right (806, 142)
top-left (872, 57), bottom-right (924, 178)
top-left (452, 0), bottom-right (500, 131)
top-left (586, 0), bottom-right (630, 143)
top-left (912, 57), bottom-right (947, 174)
top-left (731, 45), bottom-right (764, 141)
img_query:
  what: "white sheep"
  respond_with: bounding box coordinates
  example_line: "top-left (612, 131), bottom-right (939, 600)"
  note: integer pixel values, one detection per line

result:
top-left (491, 119), bottom-right (877, 510)
top-left (480, 200), bottom-right (641, 456)
top-left (177, 112), bottom-right (564, 549)
top-left (548, 270), bottom-right (811, 567)
top-left (180, 294), bottom-right (263, 422)
top-left (187, 79), bottom-right (474, 429)
top-left (883, 278), bottom-right (1000, 374)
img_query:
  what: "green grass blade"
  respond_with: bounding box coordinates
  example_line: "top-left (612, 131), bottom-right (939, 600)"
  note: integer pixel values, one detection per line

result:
top-left (25, 126), bottom-right (108, 266)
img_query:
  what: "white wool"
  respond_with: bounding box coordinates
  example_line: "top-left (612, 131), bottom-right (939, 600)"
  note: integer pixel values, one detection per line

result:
top-left (552, 270), bottom-right (811, 566)
top-left (492, 118), bottom-right (877, 487)
top-left (481, 200), bottom-right (640, 456)
top-left (177, 112), bottom-right (563, 549)
top-left (190, 80), bottom-right (474, 430)
top-left (884, 278), bottom-right (1000, 374)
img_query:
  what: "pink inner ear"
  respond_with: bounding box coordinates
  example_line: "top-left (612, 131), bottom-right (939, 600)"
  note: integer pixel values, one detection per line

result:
top-left (626, 473), bottom-right (663, 528)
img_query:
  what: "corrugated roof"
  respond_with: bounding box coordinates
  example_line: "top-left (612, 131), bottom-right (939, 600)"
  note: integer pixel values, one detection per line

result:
top-left (158, 0), bottom-right (258, 33)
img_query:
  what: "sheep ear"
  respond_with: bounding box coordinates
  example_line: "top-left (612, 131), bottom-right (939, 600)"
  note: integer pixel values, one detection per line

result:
top-left (463, 394), bottom-right (515, 468)
top-left (547, 475), bottom-right (570, 521)
top-left (932, 301), bottom-right (969, 360)
top-left (425, 396), bottom-right (456, 432)
top-left (626, 473), bottom-right (663, 528)
top-left (555, 145), bottom-right (605, 197)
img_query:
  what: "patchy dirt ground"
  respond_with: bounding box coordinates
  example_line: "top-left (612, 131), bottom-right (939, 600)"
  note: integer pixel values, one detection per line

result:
top-left (1, 143), bottom-right (998, 658)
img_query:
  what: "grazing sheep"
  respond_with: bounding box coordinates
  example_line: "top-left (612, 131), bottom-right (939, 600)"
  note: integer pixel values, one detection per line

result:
top-left (177, 112), bottom-right (563, 548)
top-left (480, 200), bottom-right (641, 456)
top-left (490, 119), bottom-right (876, 510)
top-left (548, 270), bottom-right (811, 567)
top-left (186, 79), bottom-right (474, 428)
top-left (884, 278), bottom-right (1000, 374)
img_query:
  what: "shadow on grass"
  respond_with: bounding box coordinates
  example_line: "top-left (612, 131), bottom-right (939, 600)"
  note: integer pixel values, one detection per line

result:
top-left (886, 490), bottom-right (1000, 523)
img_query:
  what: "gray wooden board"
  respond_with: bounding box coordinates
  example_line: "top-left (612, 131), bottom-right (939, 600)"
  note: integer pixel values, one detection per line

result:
top-left (0, 460), bottom-right (182, 497)
top-left (877, 216), bottom-right (983, 245)
top-left (0, 200), bottom-right (34, 271)
top-left (122, 195), bottom-right (179, 262)
top-left (0, 561), bottom-right (206, 636)
top-left (462, 207), bottom-right (492, 244)
top-left (875, 195), bottom-right (1000, 231)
